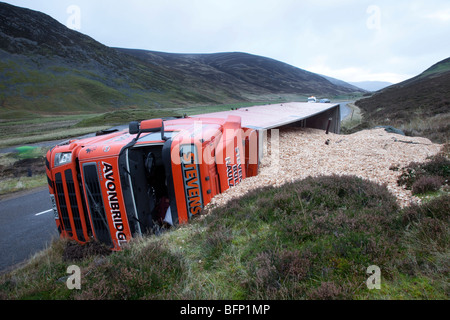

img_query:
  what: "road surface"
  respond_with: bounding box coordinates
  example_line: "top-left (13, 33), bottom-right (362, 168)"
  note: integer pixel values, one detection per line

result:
top-left (339, 101), bottom-right (352, 120)
top-left (0, 187), bottom-right (58, 273)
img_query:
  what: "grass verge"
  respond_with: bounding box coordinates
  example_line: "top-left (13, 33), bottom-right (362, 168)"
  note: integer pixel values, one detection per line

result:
top-left (1, 174), bottom-right (448, 300)
top-left (0, 175), bottom-right (47, 196)
top-left (0, 147), bottom-right (48, 196)
top-left (0, 126), bottom-right (111, 149)
top-left (340, 103), bottom-right (362, 133)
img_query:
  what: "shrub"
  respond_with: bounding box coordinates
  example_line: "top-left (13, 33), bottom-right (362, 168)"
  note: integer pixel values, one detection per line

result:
top-left (439, 142), bottom-right (450, 157)
top-left (202, 175), bottom-right (402, 299)
top-left (398, 155), bottom-right (450, 189)
top-left (307, 281), bottom-right (346, 300)
top-left (62, 240), bottom-right (111, 262)
top-left (421, 155), bottom-right (450, 178)
top-left (244, 248), bottom-right (318, 299)
top-left (74, 239), bottom-right (186, 300)
top-left (411, 175), bottom-right (445, 195)
top-left (399, 196), bottom-right (450, 279)
top-left (402, 194), bottom-right (450, 225)
top-left (401, 195), bottom-right (449, 253)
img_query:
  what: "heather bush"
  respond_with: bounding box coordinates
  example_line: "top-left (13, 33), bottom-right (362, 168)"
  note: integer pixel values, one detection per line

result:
top-left (200, 175), bottom-right (402, 299)
top-left (246, 249), bottom-right (316, 299)
top-left (402, 194), bottom-right (449, 227)
top-left (399, 195), bottom-right (449, 287)
top-left (307, 281), bottom-right (346, 300)
top-left (73, 239), bottom-right (186, 300)
top-left (411, 175), bottom-right (445, 195)
top-left (397, 155), bottom-right (450, 190)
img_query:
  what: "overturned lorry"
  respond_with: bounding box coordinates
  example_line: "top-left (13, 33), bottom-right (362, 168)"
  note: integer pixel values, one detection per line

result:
top-left (46, 102), bottom-right (340, 250)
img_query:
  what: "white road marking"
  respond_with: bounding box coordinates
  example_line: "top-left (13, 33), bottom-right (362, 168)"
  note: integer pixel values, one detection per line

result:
top-left (35, 209), bottom-right (52, 216)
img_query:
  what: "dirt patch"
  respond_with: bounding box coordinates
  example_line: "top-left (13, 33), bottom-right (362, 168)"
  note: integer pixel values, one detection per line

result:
top-left (0, 157), bottom-right (46, 179)
top-left (62, 241), bottom-right (112, 262)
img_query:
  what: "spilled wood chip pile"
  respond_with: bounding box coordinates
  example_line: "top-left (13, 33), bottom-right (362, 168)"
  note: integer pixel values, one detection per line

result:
top-left (207, 127), bottom-right (442, 210)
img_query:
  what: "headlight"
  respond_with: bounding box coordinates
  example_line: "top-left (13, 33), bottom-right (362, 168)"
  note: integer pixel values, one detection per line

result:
top-left (54, 152), bottom-right (72, 167)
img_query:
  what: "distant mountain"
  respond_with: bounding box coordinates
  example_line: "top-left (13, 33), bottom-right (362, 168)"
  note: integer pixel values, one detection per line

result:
top-left (349, 81), bottom-right (393, 92)
top-left (354, 57), bottom-right (450, 143)
top-left (319, 74), bottom-right (366, 92)
top-left (118, 49), bottom-right (366, 98)
top-left (0, 2), bottom-right (363, 118)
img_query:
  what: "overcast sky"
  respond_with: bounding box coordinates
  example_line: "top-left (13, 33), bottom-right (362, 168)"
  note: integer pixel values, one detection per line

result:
top-left (4, 0), bottom-right (450, 84)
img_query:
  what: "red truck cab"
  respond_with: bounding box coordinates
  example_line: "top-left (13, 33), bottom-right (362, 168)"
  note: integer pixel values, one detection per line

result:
top-left (46, 115), bottom-right (259, 250)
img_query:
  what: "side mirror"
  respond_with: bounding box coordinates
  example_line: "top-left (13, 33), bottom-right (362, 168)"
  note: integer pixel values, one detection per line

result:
top-left (140, 119), bottom-right (164, 133)
top-left (129, 119), bottom-right (166, 141)
top-left (129, 121), bottom-right (140, 134)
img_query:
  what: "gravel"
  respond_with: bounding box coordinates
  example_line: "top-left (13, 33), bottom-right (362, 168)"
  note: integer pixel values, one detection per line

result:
top-left (206, 127), bottom-right (442, 210)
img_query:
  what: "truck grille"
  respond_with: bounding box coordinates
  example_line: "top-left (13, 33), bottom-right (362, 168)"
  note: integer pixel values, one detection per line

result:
top-left (54, 170), bottom-right (89, 242)
top-left (65, 170), bottom-right (87, 242)
top-left (83, 164), bottom-right (113, 247)
top-left (55, 172), bottom-right (71, 234)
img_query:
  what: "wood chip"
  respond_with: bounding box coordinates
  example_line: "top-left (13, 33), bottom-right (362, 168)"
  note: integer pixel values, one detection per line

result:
top-left (205, 127), bottom-right (442, 211)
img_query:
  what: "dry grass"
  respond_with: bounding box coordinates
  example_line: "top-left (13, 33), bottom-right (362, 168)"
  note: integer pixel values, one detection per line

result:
top-left (0, 126), bottom-right (110, 149)
top-left (340, 103), bottom-right (362, 131)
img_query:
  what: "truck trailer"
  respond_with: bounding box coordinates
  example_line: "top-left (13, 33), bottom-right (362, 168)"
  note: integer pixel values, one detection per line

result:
top-left (45, 102), bottom-right (340, 250)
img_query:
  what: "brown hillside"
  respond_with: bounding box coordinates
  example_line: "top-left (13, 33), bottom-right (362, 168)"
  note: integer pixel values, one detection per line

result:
top-left (354, 58), bottom-right (450, 143)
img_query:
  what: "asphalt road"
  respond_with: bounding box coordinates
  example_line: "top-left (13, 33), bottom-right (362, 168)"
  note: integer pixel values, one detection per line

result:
top-left (339, 101), bottom-right (352, 120)
top-left (0, 186), bottom-right (58, 273)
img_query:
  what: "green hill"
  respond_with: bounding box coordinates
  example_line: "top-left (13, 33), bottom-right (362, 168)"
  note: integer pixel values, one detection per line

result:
top-left (0, 2), bottom-right (363, 120)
